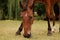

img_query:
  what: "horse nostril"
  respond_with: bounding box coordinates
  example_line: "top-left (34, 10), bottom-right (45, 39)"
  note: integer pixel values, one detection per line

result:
top-left (23, 33), bottom-right (31, 38)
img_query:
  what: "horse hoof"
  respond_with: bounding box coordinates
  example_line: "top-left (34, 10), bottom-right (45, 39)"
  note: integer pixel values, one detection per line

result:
top-left (23, 33), bottom-right (31, 38)
top-left (52, 27), bottom-right (56, 33)
top-left (16, 31), bottom-right (21, 35)
top-left (52, 31), bottom-right (55, 33)
top-left (47, 31), bottom-right (52, 36)
top-left (47, 33), bottom-right (52, 36)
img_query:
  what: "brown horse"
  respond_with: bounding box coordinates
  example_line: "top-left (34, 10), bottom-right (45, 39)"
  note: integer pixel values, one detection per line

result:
top-left (16, 0), bottom-right (60, 38)
top-left (16, 0), bottom-right (34, 38)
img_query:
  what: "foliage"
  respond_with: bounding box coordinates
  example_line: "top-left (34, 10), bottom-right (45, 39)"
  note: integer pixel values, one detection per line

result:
top-left (34, 3), bottom-right (45, 16)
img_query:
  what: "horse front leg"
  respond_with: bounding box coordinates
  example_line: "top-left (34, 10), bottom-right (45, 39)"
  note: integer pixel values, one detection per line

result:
top-left (46, 16), bottom-right (52, 35)
top-left (51, 15), bottom-right (56, 32)
top-left (51, 6), bottom-right (56, 32)
top-left (46, 11), bottom-right (52, 35)
top-left (46, 0), bottom-right (52, 35)
top-left (16, 22), bottom-right (23, 35)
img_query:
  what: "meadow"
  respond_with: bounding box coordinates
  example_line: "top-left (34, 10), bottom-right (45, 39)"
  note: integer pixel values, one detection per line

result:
top-left (0, 20), bottom-right (60, 40)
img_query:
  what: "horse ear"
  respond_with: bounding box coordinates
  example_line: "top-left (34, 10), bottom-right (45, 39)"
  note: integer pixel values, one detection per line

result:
top-left (19, 1), bottom-right (23, 8)
top-left (30, 3), bottom-right (34, 9)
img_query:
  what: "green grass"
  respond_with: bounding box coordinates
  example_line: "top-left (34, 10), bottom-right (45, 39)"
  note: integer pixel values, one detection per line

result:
top-left (0, 20), bottom-right (60, 40)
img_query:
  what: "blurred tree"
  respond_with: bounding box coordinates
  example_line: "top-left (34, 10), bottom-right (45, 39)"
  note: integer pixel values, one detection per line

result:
top-left (34, 3), bottom-right (45, 16)
top-left (54, 3), bottom-right (59, 20)
top-left (0, 0), bottom-right (59, 20)
top-left (34, 3), bottom-right (46, 20)
top-left (0, 0), bottom-right (8, 20)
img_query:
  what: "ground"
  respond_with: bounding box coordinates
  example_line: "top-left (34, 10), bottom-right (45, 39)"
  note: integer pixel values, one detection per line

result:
top-left (0, 20), bottom-right (60, 40)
